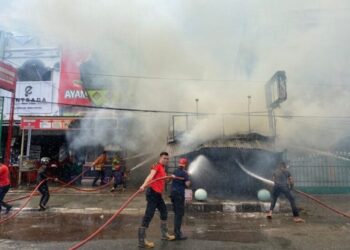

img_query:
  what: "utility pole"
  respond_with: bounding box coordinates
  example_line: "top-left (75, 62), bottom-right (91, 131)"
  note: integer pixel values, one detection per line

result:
top-left (195, 98), bottom-right (199, 119)
top-left (247, 95), bottom-right (251, 133)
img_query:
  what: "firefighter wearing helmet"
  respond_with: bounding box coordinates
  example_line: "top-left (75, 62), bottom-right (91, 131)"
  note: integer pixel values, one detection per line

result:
top-left (37, 157), bottom-right (51, 211)
top-left (170, 157), bottom-right (191, 240)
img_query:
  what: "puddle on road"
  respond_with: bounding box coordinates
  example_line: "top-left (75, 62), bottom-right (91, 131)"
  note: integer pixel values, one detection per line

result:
top-left (0, 212), bottom-right (269, 243)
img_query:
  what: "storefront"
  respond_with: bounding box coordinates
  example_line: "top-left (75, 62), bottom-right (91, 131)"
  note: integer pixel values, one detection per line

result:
top-left (15, 116), bottom-right (125, 186)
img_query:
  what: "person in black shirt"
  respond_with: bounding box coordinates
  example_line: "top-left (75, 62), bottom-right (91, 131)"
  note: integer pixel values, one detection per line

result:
top-left (37, 157), bottom-right (51, 211)
top-left (171, 158), bottom-right (191, 240)
top-left (267, 161), bottom-right (304, 223)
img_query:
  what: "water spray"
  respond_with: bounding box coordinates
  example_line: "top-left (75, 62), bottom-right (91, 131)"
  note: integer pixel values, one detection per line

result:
top-left (130, 156), bottom-right (155, 172)
top-left (290, 145), bottom-right (350, 162)
top-left (188, 155), bottom-right (210, 175)
top-left (236, 160), bottom-right (350, 219)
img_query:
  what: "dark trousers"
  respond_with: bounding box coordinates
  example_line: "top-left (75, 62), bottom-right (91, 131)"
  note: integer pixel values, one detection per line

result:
top-left (38, 182), bottom-right (50, 207)
top-left (270, 184), bottom-right (299, 217)
top-left (0, 185), bottom-right (11, 210)
top-left (141, 188), bottom-right (168, 228)
top-left (92, 170), bottom-right (105, 186)
top-left (112, 171), bottom-right (126, 189)
top-left (171, 191), bottom-right (185, 236)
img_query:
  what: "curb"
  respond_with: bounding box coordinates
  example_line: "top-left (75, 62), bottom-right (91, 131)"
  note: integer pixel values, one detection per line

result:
top-left (6, 202), bottom-right (281, 215)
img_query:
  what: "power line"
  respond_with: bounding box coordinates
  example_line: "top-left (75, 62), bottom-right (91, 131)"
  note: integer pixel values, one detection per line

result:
top-left (5, 59), bottom-right (350, 87)
top-left (2, 95), bottom-right (350, 120)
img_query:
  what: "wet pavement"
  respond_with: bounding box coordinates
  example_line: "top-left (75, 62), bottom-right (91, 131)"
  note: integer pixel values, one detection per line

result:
top-left (1, 183), bottom-right (350, 249)
top-left (1, 211), bottom-right (350, 250)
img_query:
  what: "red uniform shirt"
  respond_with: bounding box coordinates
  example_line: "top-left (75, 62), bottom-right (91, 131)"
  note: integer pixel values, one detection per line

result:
top-left (149, 163), bottom-right (166, 193)
top-left (0, 164), bottom-right (10, 187)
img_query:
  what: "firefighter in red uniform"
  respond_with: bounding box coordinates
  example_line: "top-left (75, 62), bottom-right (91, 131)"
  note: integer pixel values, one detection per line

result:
top-left (0, 163), bottom-right (12, 214)
top-left (138, 152), bottom-right (175, 248)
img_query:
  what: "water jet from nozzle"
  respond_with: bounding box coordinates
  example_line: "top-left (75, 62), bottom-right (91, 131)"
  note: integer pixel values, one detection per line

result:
top-left (188, 155), bottom-right (209, 175)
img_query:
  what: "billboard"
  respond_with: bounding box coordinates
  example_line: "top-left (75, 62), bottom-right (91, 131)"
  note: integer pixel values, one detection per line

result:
top-left (59, 50), bottom-right (116, 115)
top-left (265, 71), bottom-right (287, 109)
top-left (58, 49), bottom-right (92, 107)
top-left (15, 81), bottom-right (53, 114)
top-left (2, 47), bottom-right (60, 120)
top-left (0, 61), bottom-right (16, 92)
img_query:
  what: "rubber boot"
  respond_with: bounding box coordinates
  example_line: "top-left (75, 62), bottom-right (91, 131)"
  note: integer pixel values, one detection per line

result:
top-left (160, 221), bottom-right (175, 241)
top-left (174, 216), bottom-right (187, 240)
top-left (5, 205), bottom-right (12, 215)
top-left (138, 227), bottom-right (154, 248)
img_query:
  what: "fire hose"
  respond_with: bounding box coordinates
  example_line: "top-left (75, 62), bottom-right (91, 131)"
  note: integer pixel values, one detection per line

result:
top-left (69, 175), bottom-right (180, 250)
top-left (5, 168), bottom-right (90, 203)
top-left (54, 178), bottom-right (113, 192)
top-left (6, 169), bottom-right (115, 203)
top-left (7, 155), bottom-right (154, 203)
top-left (0, 178), bottom-right (53, 225)
top-left (293, 189), bottom-right (350, 219)
top-left (236, 160), bottom-right (350, 219)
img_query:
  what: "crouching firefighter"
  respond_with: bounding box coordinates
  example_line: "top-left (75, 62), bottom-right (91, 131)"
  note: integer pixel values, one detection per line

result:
top-left (37, 157), bottom-right (51, 211)
top-left (171, 158), bottom-right (191, 240)
top-left (138, 152), bottom-right (175, 248)
top-left (110, 159), bottom-right (126, 192)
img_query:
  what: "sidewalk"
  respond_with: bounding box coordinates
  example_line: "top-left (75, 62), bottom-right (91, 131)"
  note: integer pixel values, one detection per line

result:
top-left (6, 181), bottom-right (277, 214)
top-left (6, 181), bottom-right (350, 217)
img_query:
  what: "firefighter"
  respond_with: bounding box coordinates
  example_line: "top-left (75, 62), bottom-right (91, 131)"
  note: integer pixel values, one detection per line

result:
top-left (0, 163), bottom-right (12, 214)
top-left (267, 161), bottom-right (305, 223)
top-left (110, 159), bottom-right (125, 192)
top-left (138, 152), bottom-right (175, 248)
top-left (171, 158), bottom-right (191, 240)
top-left (37, 157), bottom-right (51, 211)
top-left (92, 151), bottom-right (107, 187)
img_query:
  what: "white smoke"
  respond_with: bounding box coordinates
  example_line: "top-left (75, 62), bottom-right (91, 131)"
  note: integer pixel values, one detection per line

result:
top-left (2, 0), bottom-right (350, 152)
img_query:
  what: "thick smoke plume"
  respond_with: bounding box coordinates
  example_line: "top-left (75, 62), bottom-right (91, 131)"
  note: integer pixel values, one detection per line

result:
top-left (2, 0), bottom-right (350, 153)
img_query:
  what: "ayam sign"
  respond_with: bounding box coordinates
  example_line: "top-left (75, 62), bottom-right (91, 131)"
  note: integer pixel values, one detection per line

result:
top-left (0, 61), bottom-right (16, 92)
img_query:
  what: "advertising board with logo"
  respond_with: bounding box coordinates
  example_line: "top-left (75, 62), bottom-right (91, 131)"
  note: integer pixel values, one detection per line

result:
top-left (59, 49), bottom-right (92, 107)
top-left (15, 81), bottom-right (53, 114)
top-left (1, 47), bottom-right (60, 120)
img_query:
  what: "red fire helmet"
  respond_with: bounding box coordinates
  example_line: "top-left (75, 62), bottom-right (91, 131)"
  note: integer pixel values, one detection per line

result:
top-left (178, 158), bottom-right (188, 166)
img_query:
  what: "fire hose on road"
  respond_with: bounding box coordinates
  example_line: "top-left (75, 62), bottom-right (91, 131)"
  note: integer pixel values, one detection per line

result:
top-left (2, 156), bottom-right (154, 224)
top-left (5, 168), bottom-right (91, 203)
top-left (0, 178), bottom-right (54, 225)
top-left (0, 156), bottom-right (168, 248)
top-left (236, 160), bottom-right (350, 219)
top-left (6, 155), bottom-right (154, 203)
top-left (1, 177), bottom-right (114, 225)
top-left (69, 175), bottom-right (182, 250)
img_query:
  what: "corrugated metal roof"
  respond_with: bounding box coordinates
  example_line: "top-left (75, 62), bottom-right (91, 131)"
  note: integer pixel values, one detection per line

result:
top-left (166, 134), bottom-right (276, 157)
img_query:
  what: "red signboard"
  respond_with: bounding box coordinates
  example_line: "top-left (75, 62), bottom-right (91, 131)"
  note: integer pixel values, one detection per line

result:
top-left (58, 49), bottom-right (92, 106)
top-left (0, 61), bottom-right (16, 92)
top-left (21, 116), bottom-right (79, 130)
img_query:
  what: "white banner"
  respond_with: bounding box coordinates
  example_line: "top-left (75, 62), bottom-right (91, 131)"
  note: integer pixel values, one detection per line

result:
top-left (15, 81), bottom-right (53, 114)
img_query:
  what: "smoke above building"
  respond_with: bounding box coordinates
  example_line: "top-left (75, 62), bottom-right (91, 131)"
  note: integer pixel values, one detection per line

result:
top-left (1, 0), bottom-right (350, 153)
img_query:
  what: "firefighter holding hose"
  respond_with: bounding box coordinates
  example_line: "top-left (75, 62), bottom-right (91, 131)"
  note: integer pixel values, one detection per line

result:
top-left (92, 151), bottom-right (107, 187)
top-left (138, 152), bottom-right (175, 248)
top-left (171, 158), bottom-right (191, 240)
top-left (37, 157), bottom-right (51, 211)
top-left (267, 161), bottom-right (305, 223)
top-left (110, 158), bottom-right (126, 192)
